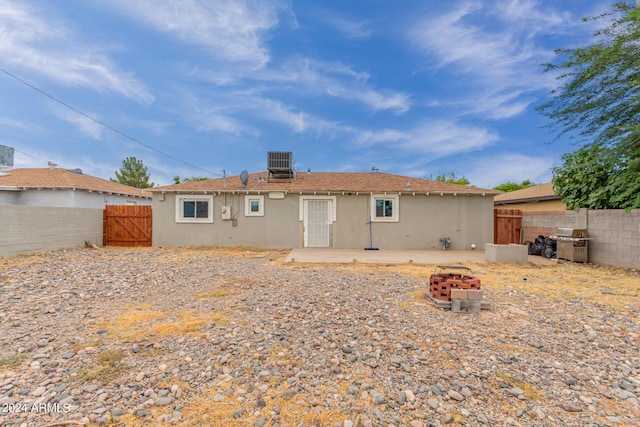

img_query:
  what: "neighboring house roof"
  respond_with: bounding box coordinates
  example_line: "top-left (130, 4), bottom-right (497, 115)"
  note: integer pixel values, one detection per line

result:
top-left (0, 168), bottom-right (151, 199)
top-left (494, 182), bottom-right (559, 205)
top-left (152, 171), bottom-right (499, 195)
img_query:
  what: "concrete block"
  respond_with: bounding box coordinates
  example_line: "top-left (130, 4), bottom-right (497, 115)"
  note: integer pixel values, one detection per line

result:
top-left (451, 289), bottom-right (467, 300)
top-left (451, 299), bottom-right (464, 313)
top-left (467, 290), bottom-right (484, 300)
top-left (467, 300), bottom-right (481, 314)
top-left (485, 243), bottom-right (528, 263)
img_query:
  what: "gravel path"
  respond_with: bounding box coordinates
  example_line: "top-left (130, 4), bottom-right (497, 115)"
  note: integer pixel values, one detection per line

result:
top-left (0, 247), bottom-right (638, 427)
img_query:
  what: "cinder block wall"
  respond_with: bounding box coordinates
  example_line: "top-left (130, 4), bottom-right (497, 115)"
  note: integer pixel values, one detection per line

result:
top-left (0, 205), bottom-right (103, 258)
top-left (522, 209), bottom-right (639, 269)
top-left (521, 211), bottom-right (577, 243)
top-left (587, 209), bottom-right (639, 269)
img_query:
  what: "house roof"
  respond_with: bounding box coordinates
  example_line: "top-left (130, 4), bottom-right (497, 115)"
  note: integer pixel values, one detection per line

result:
top-left (493, 182), bottom-right (558, 204)
top-left (0, 168), bottom-right (151, 198)
top-left (152, 171), bottom-right (499, 195)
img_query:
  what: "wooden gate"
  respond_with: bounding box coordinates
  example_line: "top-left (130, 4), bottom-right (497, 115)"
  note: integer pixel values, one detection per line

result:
top-left (494, 208), bottom-right (522, 244)
top-left (103, 205), bottom-right (152, 246)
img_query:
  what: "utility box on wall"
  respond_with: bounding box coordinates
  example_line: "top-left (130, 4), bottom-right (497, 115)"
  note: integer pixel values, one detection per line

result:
top-left (221, 206), bottom-right (231, 220)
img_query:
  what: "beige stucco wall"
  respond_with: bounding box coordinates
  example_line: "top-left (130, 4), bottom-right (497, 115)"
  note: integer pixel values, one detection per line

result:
top-left (494, 199), bottom-right (567, 212)
top-left (153, 192), bottom-right (495, 250)
top-left (152, 192), bottom-right (301, 248)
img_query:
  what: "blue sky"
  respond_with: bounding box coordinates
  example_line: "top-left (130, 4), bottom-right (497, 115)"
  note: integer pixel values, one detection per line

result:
top-left (0, 0), bottom-right (612, 188)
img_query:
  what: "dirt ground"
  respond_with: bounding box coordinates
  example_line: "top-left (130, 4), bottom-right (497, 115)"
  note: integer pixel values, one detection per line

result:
top-left (0, 247), bottom-right (638, 427)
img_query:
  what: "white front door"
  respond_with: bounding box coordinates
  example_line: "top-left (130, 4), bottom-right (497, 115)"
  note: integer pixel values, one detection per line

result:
top-left (304, 200), bottom-right (330, 247)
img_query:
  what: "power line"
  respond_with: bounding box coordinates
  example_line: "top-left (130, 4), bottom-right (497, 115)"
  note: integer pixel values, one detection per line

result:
top-left (0, 67), bottom-right (222, 177)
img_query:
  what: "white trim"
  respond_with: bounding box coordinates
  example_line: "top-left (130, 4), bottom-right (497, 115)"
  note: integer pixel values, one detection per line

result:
top-left (370, 193), bottom-right (399, 222)
top-left (175, 194), bottom-right (214, 223)
top-left (245, 195), bottom-right (264, 216)
top-left (298, 195), bottom-right (337, 222)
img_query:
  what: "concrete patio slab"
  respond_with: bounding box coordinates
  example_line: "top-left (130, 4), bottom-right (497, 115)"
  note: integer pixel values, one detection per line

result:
top-left (284, 248), bottom-right (554, 265)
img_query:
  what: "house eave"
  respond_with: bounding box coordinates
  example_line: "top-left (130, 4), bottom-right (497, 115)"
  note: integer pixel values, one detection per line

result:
top-left (494, 195), bottom-right (560, 205)
top-left (167, 189), bottom-right (492, 196)
top-left (2, 185), bottom-right (150, 199)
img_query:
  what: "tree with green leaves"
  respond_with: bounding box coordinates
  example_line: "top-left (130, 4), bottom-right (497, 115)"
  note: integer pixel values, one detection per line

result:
top-left (538, 2), bottom-right (640, 210)
top-left (111, 156), bottom-right (154, 189)
top-left (492, 180), bottom-right (536, 193)
top-left (426, 171), bottom-right (471, 186)
top-left (173, 175), bottom-right (209, 184)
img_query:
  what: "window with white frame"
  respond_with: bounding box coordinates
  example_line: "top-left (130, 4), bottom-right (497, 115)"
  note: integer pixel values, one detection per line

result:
top-left (371, 194), bottom-right (399, 222)
top-left (244, 195), bottom-right (264, 216)
top-left (176, 195), bottom-right (213, 223)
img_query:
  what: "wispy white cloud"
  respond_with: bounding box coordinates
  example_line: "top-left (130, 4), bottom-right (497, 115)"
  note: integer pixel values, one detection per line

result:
top-left (404, 121), bottom-right (499, 156)
top-left (0, 117), bottom-right (33, 131)
top-left (277, 58), bottom-right (411, 113)
top-left (103, 0), bottom-right (286, 69)
top-left (0, 1), bottom-right (152, 102)
top-left (50, 106), bottom-right (104, 140)
top-left (324, 14), bottom-right (373, 39)
top-left (179, 56), bottom-right (411, 136)
top-left (409, 0), bottom-right (582, 120)
top-left (117, 117), bottom-right (173, 137)
top-left (326, 86), bottom-right (411, 114)
top-left (260, 99), bottom-right (340, 136)
top-left (354, 120), bottom-right (498, 158)
top-left (466, 152), bottom-right (554, 188)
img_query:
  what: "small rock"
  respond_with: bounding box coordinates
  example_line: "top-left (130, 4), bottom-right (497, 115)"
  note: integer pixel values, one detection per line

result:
top-left (404, 389), bottom-right (416, 402)
top-left (372, 394), bottom-right (386, 405)
top-left (397, 391), bottom-right (407, 405)
top-left (155, 396), bottom-right (173, 406)
top-left (510, 387), bottom-right (524, 396)
top-left (561, 402), bottom-right (583, 412)
top-left (427, 398), bottom-right (439, 409)
top-left (32, 386), bottom-right (47, 397)
top-left (448, 390), bottom-right (464, 401)
top-left (112, 408), bottom-right (126, 417)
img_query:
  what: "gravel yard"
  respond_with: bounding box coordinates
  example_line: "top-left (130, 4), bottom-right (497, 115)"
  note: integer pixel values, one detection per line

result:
top-left (0, 247), bottom-right (639, 427)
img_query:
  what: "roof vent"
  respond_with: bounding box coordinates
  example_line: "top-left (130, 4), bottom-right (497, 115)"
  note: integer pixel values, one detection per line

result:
top-left (267, 151), bottom-right (294, 182)
top-left (371, 166), bottom-right (379, 174)
top-left (47, 161), bottom-right (57, 170)
top-left (67, 168), bottom-right (83, 174)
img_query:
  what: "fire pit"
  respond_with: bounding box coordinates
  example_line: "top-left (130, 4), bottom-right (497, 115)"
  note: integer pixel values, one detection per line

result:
top-left (428, 265), bottom-right (490, 312)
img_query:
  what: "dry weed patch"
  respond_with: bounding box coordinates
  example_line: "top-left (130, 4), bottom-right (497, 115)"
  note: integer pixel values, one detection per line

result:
top-left (0, 353), bottom-right (28, 369)
top-left (152, 310), bottom-right (229, 337)
top-left (0, 254), bottom-right (43, 269)
top-left (76, 349), bottom-right (127, 383)
top-left (495, 372), bottom-right (544, 400)
top-left (196, 289), bottom-right (232, 298)
top-left (98, 303), bottom-right (229, 340)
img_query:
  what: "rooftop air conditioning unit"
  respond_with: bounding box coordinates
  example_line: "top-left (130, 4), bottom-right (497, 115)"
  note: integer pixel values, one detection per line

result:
top-left (267, 151), bottom-right (294, 182)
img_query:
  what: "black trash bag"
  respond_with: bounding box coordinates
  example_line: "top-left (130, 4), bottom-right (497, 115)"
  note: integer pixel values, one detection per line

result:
top-left (528, 235), bottom-right (545, 255)
top-left (543, 237), bottom-right (557, 258)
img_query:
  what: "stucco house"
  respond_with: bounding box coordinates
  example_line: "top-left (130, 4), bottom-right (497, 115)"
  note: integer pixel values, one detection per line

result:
top-left (493, 182), bottom-right (566, 212)
top-left (151, 169), bottom-right (499, 250)
top-left (0, 167), bottom-right (151, 208)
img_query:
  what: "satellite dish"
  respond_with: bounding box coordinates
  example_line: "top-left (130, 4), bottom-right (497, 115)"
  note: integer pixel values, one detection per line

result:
top-left (240, 170), bottom-right (249, 189)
